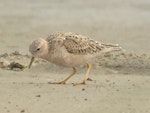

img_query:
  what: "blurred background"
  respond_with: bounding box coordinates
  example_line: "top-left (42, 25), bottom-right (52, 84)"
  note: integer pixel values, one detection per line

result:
top-left (0, 0), bottom-right (150, 54)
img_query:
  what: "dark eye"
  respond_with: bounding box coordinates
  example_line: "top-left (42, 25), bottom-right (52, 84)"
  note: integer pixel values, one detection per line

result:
top-left (37, 48), bottom-right (40, 51)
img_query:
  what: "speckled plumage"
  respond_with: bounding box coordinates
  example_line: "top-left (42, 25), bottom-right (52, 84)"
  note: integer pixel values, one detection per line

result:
top-left (29, 32), bottom-right (122, 85)
top-left (46, 32), bottom-right (120, 55)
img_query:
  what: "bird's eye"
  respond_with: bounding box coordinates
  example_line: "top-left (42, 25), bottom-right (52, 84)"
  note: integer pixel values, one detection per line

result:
top-left (37, 48), bottom-right (40, 51)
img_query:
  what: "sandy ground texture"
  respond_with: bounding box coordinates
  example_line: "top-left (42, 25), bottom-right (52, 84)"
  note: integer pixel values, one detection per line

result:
top-left (0, 0), bottom-right (150, 113)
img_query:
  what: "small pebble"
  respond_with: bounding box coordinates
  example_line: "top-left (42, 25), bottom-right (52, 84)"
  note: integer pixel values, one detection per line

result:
top-left (84, 98), bottom-right (88, 101)
top-left (21, 109), bottom-right (25, 113)
top-left (105, 79), bottom-right (110, 82)
top-left (82, 88), bottom-right (85, 91)
top-left (87, 78), bottom-right (93, 81)
top-left (36, 95), bottom-right (41, 97)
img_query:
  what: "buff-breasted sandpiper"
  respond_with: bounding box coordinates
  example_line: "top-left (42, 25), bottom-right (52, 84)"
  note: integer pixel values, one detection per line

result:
top-left (29, 32), bottom-right (121, 85)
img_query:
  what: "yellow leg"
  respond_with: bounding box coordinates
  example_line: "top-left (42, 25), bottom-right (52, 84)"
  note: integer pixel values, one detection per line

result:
top-left (48, 67), bottom-right (76, 84)
top-left (73, 63), bottom-right (91, 86)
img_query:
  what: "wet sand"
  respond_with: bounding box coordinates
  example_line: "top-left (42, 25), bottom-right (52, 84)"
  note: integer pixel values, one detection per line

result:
top-left (0, 0), bottom-right (150, 113)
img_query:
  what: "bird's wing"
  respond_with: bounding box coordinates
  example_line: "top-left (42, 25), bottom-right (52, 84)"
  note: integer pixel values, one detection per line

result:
top-left (62, 34), bottom-right (102, 55)
top-left (46, 32), bottom-right (122, 55)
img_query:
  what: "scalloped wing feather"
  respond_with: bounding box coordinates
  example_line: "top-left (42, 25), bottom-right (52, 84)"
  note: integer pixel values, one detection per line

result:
top-left (46, 32), bottom-right (121, 55)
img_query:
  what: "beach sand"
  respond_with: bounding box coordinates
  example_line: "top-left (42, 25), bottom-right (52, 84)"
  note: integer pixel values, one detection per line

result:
top-left (0, 0), bottom-right (150, 113)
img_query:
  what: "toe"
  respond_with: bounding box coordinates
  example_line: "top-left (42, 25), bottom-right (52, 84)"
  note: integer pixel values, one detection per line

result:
top-left (72, 81), bottom-right (86, 86)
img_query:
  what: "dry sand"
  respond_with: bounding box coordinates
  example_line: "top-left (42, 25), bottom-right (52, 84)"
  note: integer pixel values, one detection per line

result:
top-left (0, 0), bottom-right (150, 113)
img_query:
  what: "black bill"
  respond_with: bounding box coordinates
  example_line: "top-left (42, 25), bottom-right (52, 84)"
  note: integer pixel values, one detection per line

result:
top-left (28, 57), bottom-right (35, 68)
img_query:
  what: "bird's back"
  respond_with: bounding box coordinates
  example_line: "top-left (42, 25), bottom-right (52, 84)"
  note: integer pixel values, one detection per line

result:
top-left (46, 32), bottom-right (121, 55)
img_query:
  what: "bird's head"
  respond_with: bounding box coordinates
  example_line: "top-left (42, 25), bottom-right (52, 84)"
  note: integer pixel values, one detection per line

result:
top-left (29, 38), bottom-right (48, 58)
top-left (28, 38), bottom-right (48, 68)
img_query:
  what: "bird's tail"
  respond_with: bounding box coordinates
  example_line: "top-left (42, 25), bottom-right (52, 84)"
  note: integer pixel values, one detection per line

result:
top-left (100, 43), bottom-right (122, 54)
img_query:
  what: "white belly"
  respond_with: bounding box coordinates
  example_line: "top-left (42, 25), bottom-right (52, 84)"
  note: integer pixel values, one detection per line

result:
top-left (45, 48), bottom-right (92, 68)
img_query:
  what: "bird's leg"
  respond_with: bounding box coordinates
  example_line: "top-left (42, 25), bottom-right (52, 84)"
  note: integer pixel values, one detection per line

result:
top-left (73, 63), bottom-right (91, 86)
top-left (48, 67), bottom-right (76, 84)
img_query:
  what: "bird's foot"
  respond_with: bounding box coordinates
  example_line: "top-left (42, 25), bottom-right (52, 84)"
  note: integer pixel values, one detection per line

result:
top-left (72, 81), bottom-right (86, 86)
top-left (48, 81), bottom-right (66, 85)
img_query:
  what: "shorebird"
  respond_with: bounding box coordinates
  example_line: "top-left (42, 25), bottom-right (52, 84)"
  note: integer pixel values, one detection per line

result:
top-left (29, 32), bottom-right (121, 85)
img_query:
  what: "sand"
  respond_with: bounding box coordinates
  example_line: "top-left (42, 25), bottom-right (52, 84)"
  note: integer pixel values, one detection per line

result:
top-left (0, 0), bottom-right (150, 113)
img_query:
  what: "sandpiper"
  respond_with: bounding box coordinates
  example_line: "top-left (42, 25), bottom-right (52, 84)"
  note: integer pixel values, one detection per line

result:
top-left (29, 32), bottom-right (121, 85)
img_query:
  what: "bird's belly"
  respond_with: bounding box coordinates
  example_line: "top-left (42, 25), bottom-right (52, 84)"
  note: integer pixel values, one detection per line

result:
top-left (49, 53), bottom-right (92, 68)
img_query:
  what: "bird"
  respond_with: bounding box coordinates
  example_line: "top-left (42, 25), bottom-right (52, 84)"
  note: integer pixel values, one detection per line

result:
top-left (29, 32), bottom-right (122, 85)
